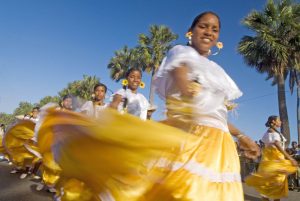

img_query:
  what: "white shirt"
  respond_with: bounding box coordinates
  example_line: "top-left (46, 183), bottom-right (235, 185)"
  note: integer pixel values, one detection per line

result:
top-left (0, 127), bottom-right (4, 137)
top-left (24, 116), bottom-right (39, 123)
top-left (153, 45), bottom-right (242, 132)
top-left (80, 101), bottom-right (107, 118)
top-left (113, 88), bottom-right (149, 120)
top-left (261, 131), bottom-right (287, 149)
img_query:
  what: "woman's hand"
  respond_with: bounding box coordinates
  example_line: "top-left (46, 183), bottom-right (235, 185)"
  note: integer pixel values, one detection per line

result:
top-left (288, 157), bottom-right (299, 167)
top-left (238, 136), bottom-right (261, 160)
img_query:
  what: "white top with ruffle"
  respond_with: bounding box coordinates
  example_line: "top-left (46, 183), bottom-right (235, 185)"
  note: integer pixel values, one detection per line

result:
top-left (114, 88), bottom-right (149, 120)
top-left (80, 101), bottom-right (107, 118)
top-left (153, 45), bottom-right (242, 132)
top-left (261, 131), bottom-right (287, 149)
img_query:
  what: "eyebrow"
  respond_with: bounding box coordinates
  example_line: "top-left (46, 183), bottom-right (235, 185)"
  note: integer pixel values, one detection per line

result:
top-left (198, 22), bottom-right (219, 28)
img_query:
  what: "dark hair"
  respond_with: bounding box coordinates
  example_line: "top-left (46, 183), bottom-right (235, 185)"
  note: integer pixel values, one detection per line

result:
top-left (125, 67), bottom-right (142, 79)
top-left (291, 141), bottom-right (297, 145)
top-left (62, 94), bottom-right (73, 101)
top-left (94, 83), bottom-right (107, 93)
top-left (32, 106), bottom-right (40, 111)
top-left (189, 11), bottom-right (221, 31)
top-left (265, 115), bottom-right (278, 127)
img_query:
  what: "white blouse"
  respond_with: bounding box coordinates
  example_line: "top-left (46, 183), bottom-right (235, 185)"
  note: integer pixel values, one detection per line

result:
top-left (261, 131), bottom-right (287, 149)
top-left (80, 101), bottom-right (107, 118)
top-left (113, 88), bottom-right (149, 120)
top-left (24, 116), bottom-right (39, 123)
top-left (153, 45), bottom-right (242, 132)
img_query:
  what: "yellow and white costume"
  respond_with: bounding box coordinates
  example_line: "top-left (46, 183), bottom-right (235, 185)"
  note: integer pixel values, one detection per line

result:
top-left (245, 131), bottom-right (297, 199)
top-left (114, 88), bottom-right (149, 120)
top-left (151, 45), bottom-right (244, 200)
top-left (37, 45), bottom-right (243, 201)
top-left (3, 120), bottom-right (39, 168)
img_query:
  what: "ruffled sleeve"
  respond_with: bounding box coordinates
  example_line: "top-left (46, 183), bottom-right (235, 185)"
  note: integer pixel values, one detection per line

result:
top-left (261, 131), bottom-right (285, 145)
top-left (153, 45), bottom-right (242, 101)
top-left (272, 133), bottom-right (282, 142)
top-left (115, 88), bottom-right (126, 98)
top-left (80, 101), bottom-right (93, 113)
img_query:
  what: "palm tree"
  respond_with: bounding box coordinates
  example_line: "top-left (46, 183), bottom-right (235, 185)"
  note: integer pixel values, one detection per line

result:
top-left (288, 69), bottom-right (300, 144)
top-left (107, 46), bottom-right (141, 82)
top-left (138, 25), bottom-right (178, 105)
top-left (58, 75), bottom-right (100, 100)
top-left (238, 0), bottom-right (300, 144)
top-left (39, 96), bottom-right (60, 106)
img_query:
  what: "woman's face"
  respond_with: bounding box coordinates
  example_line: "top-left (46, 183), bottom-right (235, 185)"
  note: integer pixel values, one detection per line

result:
top-left (191, 13), bottom-right (220, 56)
top-left (94, 86), bottom-right (106, 101)
top-left (273, 117), bottom-right (282, 127)
top-left (127, 70), bottom-right (142, 91)
top-left (32, 109), bottom-right (39, 118)
top-left (62, 98), bottom-right (73, 110)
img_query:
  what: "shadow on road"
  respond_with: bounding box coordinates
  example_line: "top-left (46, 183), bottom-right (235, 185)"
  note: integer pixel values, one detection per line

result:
top-left (244, 194), bottom-right (261, 201)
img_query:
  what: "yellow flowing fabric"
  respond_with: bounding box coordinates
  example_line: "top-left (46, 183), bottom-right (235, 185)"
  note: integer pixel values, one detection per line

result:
top-left (245, 146), bottom-right (297, 199)
top-left (38, 107), bottom-right (243, 201)
top-left (37, 117), bottom-right (62, 187)
top-left (3, 119), bottom-right (60, 187)
top-left (3, 120), bottom-right (39, 167)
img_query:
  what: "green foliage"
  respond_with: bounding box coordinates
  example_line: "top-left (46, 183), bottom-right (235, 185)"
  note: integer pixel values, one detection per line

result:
top-left (12, 101), bottom-right (34, 116)
top-left (107, 25), bottom-right (178, 105)
top-left (238, 0), bottom-right (300, 144)
top-left (238, 0), bottom-right (299, 76)
top-left (138, 25), bottom-right (178, 75)
top-left (0, 112), bottom-right (15, 127)
top-left (108, 25), bottom-right (178, 81)
top-left (108, 46), bottom-right (142, 81)
top-left (58, 75), bottom-right (100, 101)
top-left (39, 96), bottom-right (60, 107)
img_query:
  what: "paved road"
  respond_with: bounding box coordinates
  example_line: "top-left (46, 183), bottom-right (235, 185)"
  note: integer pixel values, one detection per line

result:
top-left (0, 160), bottom-right (299, 201)
top-left (0, 160), bottom-right (53, 201)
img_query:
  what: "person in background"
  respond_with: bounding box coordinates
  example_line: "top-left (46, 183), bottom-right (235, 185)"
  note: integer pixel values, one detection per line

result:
top-left (24, 107), bottom-right (40, 123)
top-left (246, 115), bottom-right (298, 201)
top-left (109, 68), bottom-right (150, 120)
top-left (57, 95), bottom-right (73, 111)
top-left (0, 124), bottom-right (6, 160)
top-left (80, 83), bottom-right (107, 118)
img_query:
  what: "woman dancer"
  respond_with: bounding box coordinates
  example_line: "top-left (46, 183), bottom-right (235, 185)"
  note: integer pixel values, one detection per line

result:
top-left (246, 115), bottom-right (298, 201)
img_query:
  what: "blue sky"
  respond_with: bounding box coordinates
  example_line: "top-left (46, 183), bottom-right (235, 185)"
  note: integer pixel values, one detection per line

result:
top-left (0, 0), bottom-right (298, 143)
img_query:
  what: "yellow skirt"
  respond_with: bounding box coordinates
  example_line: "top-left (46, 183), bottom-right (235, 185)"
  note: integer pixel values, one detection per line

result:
top-left (3, 120), bottom-right (39, 167)
top-left (245, 146), bottom-right (297, 199)
top-left (37, 108), bottom-right (243, 201)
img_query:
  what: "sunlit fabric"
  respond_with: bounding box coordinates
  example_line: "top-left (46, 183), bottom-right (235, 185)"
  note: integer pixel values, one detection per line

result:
top-left (3, 120), bottom-right (39, 167)
top-left (246, 146), bottom-right (297, 199)
top-left (37, 107), bottom-right (243, 201)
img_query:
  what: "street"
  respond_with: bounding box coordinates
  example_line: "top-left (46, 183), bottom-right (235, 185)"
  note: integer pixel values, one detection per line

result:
top-left (0, 160), bottom-right (299, 201)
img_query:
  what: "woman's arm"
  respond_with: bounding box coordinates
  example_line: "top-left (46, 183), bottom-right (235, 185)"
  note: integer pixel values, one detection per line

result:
top-left (109, 94), bottom-right (122, 109)
top-left (228, 123), bottom-right (260, 160)
top-left (274, 141), bottom-right (298, 166)
top-left (171, 65), bottom-right (201, 98)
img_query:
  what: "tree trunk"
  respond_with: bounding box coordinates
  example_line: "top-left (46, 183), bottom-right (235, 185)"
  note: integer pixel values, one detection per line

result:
top-left (297, 82), bottom-right (300, 144)
top-left (277, 74), bottom-right (291, 146)
top-left (148, 69), bottom-right (156, 106)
